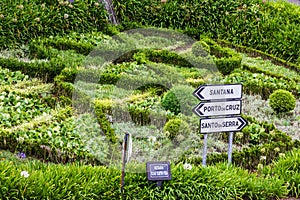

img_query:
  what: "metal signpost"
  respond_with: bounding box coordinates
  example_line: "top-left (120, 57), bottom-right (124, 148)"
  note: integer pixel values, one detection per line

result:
top-left (120, 133), bottom-right (132, 189)
top-left (192, 83), bottom-right (248, 166)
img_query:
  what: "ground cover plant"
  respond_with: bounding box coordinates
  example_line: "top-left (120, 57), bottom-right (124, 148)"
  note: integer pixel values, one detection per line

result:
top-left (0, 0), bottom-right (300, 199)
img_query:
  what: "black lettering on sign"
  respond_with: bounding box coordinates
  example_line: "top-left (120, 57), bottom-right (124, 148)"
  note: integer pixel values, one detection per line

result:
top-left (209, 89), bottom-right (234, 96)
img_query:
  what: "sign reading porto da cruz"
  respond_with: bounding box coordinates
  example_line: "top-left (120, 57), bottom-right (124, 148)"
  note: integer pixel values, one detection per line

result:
top-left (193, 100), bottom-right (242, 117)
top-left (146, 161), bottom-right (171, 181)
top-left (200, 116), bottom-right (248, 134)
top-left (193, 84), bottom-right (242, 101)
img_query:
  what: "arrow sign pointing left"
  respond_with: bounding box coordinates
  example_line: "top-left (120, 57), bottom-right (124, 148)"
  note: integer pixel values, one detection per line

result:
top-left (200, 116), bottom-right (248, 134)
top-left (193, 84), bottom-right (242, 101)
top-left (193, 100), bottom-right (242, 117)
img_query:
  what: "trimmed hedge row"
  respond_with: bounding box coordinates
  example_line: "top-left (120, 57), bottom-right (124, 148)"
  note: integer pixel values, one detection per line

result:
top-left (217, 39), bottom-right (300, 73)
top-left (0, 160), bottom-right (287, 199)
top-left (224, 69), bottom-right (300, 99)
top-left (114, 0), bottom-right (300, 65)
top-left (200, 38), bottom-right (242, 75)
top-left (0, 107), bottom-right (101, 165)
top-left (29, 32), bottom-right (109, 58)
top-left (0, 48), bottom-right (84, 82)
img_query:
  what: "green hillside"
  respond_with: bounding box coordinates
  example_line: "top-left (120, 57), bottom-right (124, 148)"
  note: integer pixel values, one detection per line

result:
top-left (0, 0), bottom-right (299, 199)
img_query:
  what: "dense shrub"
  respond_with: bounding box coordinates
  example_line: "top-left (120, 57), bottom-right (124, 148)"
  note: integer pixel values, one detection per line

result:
top-left (114, 0), bottom-right (300, 64)
top-left (269, 89), bottom-right (296, 113)
top-left (163, 118), bottom-right (191, 143)
top-left (0, 0), bottom-right (108, 48)
top-left (161, 85), bottom-right (197, 116)
top-left (161, 90), bottom-right (180, 115)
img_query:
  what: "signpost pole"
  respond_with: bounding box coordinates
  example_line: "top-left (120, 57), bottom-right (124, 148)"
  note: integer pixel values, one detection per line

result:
top-left (193, 83), bottom-right (247, 167)
top-left (228, 132), bottom-right (233, 165)
top-left (120, 133), bottom-right (129, 189)
top-left (202, 133), bottom-right (208, 167)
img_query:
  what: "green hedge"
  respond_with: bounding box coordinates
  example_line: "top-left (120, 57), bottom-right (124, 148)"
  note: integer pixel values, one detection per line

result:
top-left (0, 0), bottom-right (108, 48)
top-left (0, 160), bottom-right (287, 199)
top-left (29, 32), bottom-right (109, 58)
top-left (185, 115), bottom-right (300, 171)
top-left (217, 39), bottom-right (300, 73)
top-left (200, 38), bottom-right (242, 75)
top-left (224, 69), bottom-right (300, 99)
top-left (0, 48), bottom-right (84, 82)
top-left (114, 0), bottom-right (300, 65)
top-left (0, 107), bottom-right (101, 164)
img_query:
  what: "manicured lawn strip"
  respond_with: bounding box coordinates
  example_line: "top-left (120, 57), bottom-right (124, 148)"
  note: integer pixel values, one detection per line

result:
top-left (0, 158), bottom-right (287, 200)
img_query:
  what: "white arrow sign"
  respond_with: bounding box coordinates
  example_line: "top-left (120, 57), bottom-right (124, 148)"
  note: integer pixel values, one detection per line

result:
top-left (193, 100), bottom-right (242, 117)
top-left (200, 116), bottom-right (248, 134)
top-left (193, 84), bottom-right (242, 101)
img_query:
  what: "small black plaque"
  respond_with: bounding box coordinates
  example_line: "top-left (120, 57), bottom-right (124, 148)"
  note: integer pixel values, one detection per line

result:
top-left (146, 161), bottom-right (172, 181)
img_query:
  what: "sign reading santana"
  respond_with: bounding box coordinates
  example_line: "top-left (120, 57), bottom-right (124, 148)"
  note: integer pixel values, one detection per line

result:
top-left (193, 84), bottom-right (242, 101)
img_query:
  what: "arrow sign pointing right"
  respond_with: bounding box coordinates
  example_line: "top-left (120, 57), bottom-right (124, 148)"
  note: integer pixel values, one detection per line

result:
top-left (200, 116), bottom-right (248, 134)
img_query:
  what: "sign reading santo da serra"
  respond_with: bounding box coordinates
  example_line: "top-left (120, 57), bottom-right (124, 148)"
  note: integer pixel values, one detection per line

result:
top-left (193, 84), bottom-right (242, 101)
top-left (200, 116), bottom-right (248, 133)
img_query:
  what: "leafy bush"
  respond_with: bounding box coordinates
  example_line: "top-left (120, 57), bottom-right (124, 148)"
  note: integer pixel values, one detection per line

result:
top-left (161, 90), bottom-right (180, 115)
top-left (163, 118), bottom-right (191, 143)
top-left (161, 85), bottom-right (197, 116)
top-left (269, 89), bottom-right (296, 113)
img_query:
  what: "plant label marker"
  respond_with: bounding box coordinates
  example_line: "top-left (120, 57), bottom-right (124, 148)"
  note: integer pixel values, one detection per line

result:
top-left (193, 83), bottom-right (247, 166)
top-left (146, 161), bottom-right (172, 188)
